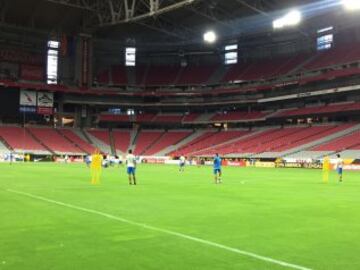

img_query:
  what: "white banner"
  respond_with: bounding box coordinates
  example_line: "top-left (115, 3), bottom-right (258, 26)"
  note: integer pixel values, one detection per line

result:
top-left (20, 90), bottom-right (36, 106)
top-left (37, 92), bottom-right (54, 107)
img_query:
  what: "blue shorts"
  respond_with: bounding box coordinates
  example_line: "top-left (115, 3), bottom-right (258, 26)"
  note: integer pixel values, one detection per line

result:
top-left (337, 168), bottom-right (343, 175)
top-left (127, 167), bottom-right (136, 175)
top-left (180, 162), bottom-right (185, 167)
top-left (214, 168), bottom-right (221, 175)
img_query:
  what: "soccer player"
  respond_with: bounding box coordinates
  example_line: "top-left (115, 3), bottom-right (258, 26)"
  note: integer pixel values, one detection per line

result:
top-left (90, 149), bottom-right (103, 185)
top-left (213, 153), bottom-right (222, 184)
top-left (126, 149), bottom-right (137, 185)
top-left (179, 155), bottom-right (186, 172)
top-left (9, 151), bottom-right (14, 165)
top-left (322, 155), bottom-right (330, 183)
top-left (335, 154), bottom-right (344, 182)
top-left (85, 155), bottom-right (91, 168)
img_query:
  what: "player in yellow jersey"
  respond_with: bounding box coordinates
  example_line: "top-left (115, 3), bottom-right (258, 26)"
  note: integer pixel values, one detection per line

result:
top-left (322, 155), bottom-right (330, 183)
top-left (90, 149), bottom-right (103, 185)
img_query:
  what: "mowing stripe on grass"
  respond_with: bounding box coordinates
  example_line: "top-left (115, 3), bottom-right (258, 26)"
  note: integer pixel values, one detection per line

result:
top-left (7, 189), bottom-right (312, 270)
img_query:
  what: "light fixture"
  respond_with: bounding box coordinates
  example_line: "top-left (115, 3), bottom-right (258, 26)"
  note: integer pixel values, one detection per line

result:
top-left (342, 0), bottom-right (360, 10)
top-left (273, 10), bottom-right (302, 29)
top-left (203, 31), bottom-right (217, 43)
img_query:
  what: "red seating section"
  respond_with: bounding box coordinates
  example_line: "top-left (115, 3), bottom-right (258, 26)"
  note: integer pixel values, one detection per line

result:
top-left (144, 131), bottom-right (192, 155)
top-left (1, 125), bottom-right (358, 156)
top-left (304, 44), bottom-right (360, 70)
top-left (59, 129), bottom-right (96, 154)
top-left (0, 126), bottom-right (47, 151)
top-left (111, 66), bottom-right (128, 85)
top-left (211, 111), bottom-right (267, 122)
top-left (112, 130), bottom-right (131, 153)
top-left (312, 129), bottom-right (360, 151)
top-left (172, 131), bottom-right (247, 156)
top-left (96, 69), bottom-right (110, 84)
top-left (135, 66), bottom-right (147, 85)
top-left (145, 66), bottom-right (179, 85)
top-left (274, 102), bottom-right (360, 118)
top-left (182, 113), bottom-right (201, 123)
top-left (152, 114), bottom-right (183, 123)
top-left (134, 131), bottom-right (164, 155)
top-left (136, 113), bottom-right (156, 123)
top-left (99, 114), bottom-right (131, 122)
top-left (177, 66), bottom-right (217, 85)
top-left (87, 129), bottom-right (111, 146)
top-left (28, 127), bottom-right (81, 153)
top-left (189, 125), bottom-right (355, 156)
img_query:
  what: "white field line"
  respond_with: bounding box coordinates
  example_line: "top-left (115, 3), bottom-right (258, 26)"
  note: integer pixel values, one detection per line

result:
top-left (7, 189), bottom-right (312, 270)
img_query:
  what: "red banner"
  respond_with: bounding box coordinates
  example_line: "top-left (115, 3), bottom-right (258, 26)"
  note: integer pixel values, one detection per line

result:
top-left (37, 107), bottom-right (53, 115)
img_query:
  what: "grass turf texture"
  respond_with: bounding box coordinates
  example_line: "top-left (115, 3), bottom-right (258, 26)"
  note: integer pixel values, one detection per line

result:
top-left (0, 163), bottom-right (359, 270)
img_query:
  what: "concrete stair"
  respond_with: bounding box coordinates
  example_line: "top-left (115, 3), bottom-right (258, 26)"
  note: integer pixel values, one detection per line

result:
top-left (0, 135), bottom-right (11, 152)
top-left (207, 66), bottom-right (228, 84)
top-left (56, 129), bottom-right (86, 154)
top-left (126, 67), bottom-right (136, 85)
top-left (173, 67), bottom-right (184, 85)
top-left (195, 113), bottom-right (216, 123)
top-left (75, 129), bottom-right (93, 144)
top-left (159, 130), bottom-right (207, 156)
top-left (141, 131), bottom-right (166, 155)
top-left (109, 129), bottom-right (116, 155)
top-left (191, 129), bottom-right (265, 156)
top-left (128, 127), bottom-right (139, 152)
top-left (26, 128), bottom-right (55, 155)
top-left (84, 130), bottom-right (112, 154)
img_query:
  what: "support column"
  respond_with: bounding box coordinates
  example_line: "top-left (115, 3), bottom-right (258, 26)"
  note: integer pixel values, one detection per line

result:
top-left (75, 33), bottom-right (93, 87)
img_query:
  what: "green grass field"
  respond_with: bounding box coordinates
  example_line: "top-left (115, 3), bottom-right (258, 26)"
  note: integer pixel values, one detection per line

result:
top-left (1, 163), bottom-right (360, 270)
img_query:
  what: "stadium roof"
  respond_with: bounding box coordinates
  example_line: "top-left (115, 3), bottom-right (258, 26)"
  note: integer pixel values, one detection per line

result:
top-left (0, 0), bottom-right (328, 41)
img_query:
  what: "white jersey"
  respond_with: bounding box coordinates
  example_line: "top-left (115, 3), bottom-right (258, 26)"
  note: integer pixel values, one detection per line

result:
top-left (336, 158), bottom-right (344, 169)
top-left (180, 156), bottom-right (186, 164)
top-left (126, 154), bottom-right (136, 168)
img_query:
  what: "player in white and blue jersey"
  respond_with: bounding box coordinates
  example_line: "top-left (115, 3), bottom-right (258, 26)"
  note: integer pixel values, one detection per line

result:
top-left (126, 149), bottom-right (137, 185)
top-left (179, 155), bottom-right (186, 172)
top-left (335, 154), bottom-right (344, 182)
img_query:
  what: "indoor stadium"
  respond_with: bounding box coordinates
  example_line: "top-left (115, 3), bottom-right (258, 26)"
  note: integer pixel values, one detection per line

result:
top-left (1, 0), bottom-right (360, 269)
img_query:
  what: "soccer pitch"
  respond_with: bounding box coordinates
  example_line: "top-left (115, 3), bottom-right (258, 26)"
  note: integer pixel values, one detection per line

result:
top-left (1, 163), bottom-right (360, 270)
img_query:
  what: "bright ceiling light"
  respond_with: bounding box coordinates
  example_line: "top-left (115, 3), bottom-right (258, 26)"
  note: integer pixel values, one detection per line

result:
top-left (273, 10), bottom-right (302, 29)
top-left (342, 0), bottom-right (360, 10)
top-left (203, 31), bottom-right (217, 43)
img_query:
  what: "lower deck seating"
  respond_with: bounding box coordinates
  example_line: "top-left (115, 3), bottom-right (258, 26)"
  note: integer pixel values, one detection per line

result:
top-left (144, 131), bottom-right (192, 155)
top-left (172, 130), bottom-right (248, 156)
top-left (312, 129), bottom-right (360, 151)
top-left (28, 127), bottom-right (81, 153)
top-left (112, 130), bottom-right (131, 154)
top-left (87, 130), bottom-right (111, 146)
top-left (59, 129), bottom-right (96, 154)
top-left (0, 126), bottom-right (47, 152)
top-left (134, 131), bottom-right (164, 155)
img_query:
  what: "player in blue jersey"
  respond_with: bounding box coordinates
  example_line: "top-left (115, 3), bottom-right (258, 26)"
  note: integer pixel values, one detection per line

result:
top-left (213, 153), bottom-right (222, 184)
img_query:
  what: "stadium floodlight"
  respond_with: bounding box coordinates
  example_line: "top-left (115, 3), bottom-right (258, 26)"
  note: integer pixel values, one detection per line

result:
top-left (203, 31), bottom-right (217, 43)
top-left (342, 0), bottom-right (360, 10)
top-left (273, 10), bottom-right (302, 29)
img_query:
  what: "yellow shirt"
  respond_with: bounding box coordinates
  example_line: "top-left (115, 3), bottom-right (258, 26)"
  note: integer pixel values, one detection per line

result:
top-left (323, 157), bottom-right (330, 171)
top-left (91, 154), bottom-right (103, 169)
